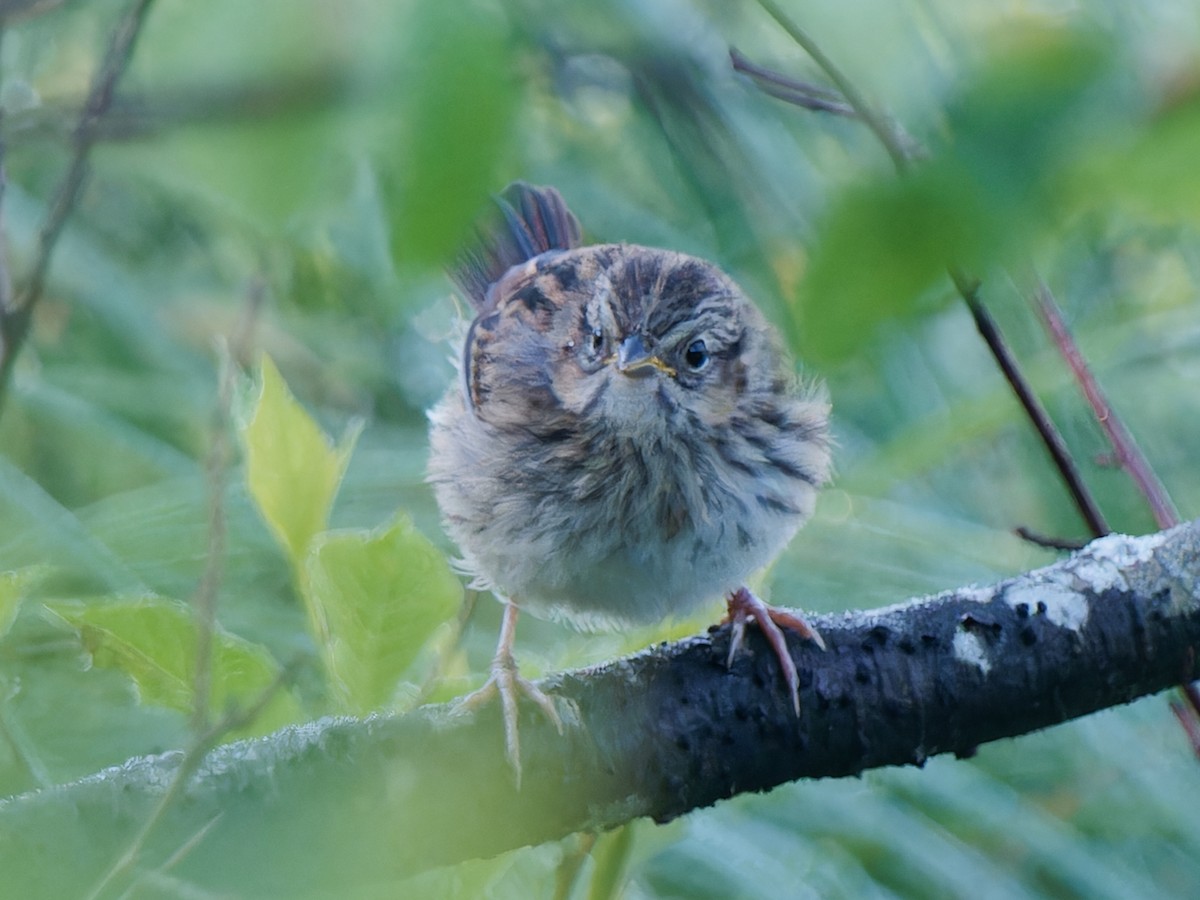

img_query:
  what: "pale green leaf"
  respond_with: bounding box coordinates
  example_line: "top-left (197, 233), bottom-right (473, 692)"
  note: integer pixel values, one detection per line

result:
top-left (237, 355), bottom-right (359, 568)
top-left (45, 596), bottom-right (303, 738)
top-left (304, 514), bottom-right (460, 714)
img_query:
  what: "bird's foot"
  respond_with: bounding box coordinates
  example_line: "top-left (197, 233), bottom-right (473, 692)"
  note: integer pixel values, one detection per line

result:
top-left (458, 602), bottom-right (562, 787)
top-left (725, 586), bottom-right (826, 715)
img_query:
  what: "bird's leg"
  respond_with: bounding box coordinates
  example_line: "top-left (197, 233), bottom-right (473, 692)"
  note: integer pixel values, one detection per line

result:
top-left (725, 586), bottom-right (826, 716)
top-left (459, 598), bottom-right (562, 786)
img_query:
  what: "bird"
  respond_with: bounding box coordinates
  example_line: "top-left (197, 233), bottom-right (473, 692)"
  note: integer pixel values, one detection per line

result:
top-left (427, 182), bottom-right (831, 781)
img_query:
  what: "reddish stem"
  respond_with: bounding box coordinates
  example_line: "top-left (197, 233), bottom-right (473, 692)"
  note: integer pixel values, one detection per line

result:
top-left (1032, 280), bottom-right (1180, 530)
top-left (1170, 700), bottom-right (1200, 759)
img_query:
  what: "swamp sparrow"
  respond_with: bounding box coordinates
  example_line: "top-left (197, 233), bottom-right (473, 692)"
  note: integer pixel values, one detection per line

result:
top-left (428, 183), bottom-right (831, 780)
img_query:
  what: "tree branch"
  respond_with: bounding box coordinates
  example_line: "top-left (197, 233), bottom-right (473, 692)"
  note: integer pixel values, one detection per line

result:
top-left (729, 47), bottom-right (857, 117)
top-left (1, 522), bottom-right (1198, 895)
top-left (0, 0), bottom-right (158, 412)
top-left (752, 0), bottom-right (912, 171)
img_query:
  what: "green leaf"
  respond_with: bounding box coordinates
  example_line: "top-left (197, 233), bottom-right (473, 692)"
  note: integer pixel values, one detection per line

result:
top-left (0, 454), bottom-right (146, 592)
top-left (1075, 86), bottom-right (1200, 223)
top-left (237, 355), bottom-right (359, 568)
top-left (45, 596), bottom-right (303, 738)
top-left (303, 514), bottom-right (460, 715)
top-left (795, 25), bottom-right (1115, 366)
top-left (795, 165), bottom-right (988, 365)
top-left (944, 26), bottom-right (1112, 204)
top-left (0, 568), bottom-right (46, 640)
top-left (383, 4), bottom-right (519, 268)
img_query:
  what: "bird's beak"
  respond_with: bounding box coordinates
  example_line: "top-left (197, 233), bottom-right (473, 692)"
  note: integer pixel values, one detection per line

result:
top-left (616, 334), bottom-right (652, 372)
top-left (615, 334), bottom-right (675, 377)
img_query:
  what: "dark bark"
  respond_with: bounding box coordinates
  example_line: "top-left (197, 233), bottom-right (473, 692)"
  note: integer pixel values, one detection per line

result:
top-left (1, 522), bottom-right (1198, 897)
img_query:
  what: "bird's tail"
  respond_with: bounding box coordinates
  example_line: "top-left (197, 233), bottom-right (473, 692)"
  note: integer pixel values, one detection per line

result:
top-left (451, 182), bottom-right (582, 311)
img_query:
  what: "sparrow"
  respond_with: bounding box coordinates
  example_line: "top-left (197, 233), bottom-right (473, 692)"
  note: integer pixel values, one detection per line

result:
top-left (428, 183), bottom-right (831, 780)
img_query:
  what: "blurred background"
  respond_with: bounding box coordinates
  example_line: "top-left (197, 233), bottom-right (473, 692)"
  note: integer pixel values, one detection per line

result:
top-left (1, 0), bottom-right (1199, 896)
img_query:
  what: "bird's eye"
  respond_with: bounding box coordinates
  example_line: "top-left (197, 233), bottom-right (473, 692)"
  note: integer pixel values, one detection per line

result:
top-left (684, 339), bottom-right (709, 371)
top-left (590, 328), bottom-right (604, 353)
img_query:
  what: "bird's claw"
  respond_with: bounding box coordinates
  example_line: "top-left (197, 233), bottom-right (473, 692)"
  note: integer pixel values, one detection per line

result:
top-left (460, 645), bottom-right (563, 787)
top-left (725, 586), bottom-right (825, 716)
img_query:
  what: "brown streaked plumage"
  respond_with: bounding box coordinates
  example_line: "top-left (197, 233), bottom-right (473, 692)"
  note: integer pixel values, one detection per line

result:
top-left (427, 183), bottom-right (831, 781)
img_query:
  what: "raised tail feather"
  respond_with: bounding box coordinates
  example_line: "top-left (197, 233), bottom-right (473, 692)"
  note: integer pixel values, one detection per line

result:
top-left (452, 182), bottom-right (582, 310)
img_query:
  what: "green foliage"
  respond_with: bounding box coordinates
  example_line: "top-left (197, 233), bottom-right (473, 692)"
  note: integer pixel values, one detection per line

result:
top-left (797, 166), bottom-right (988, 365)
top-left (1078, 86), bottom-right (1200, 222)
top-left (384, 2), bottom-right (520, 269)
top-left (238, 355), bottom-right (458, 714)
top-left (236, 354), bottom-right (359, 569)
top-left (0, 569), bottom-right (43, 641)
top-left (304, 515), bottom-right (460, 714)
top-left (797, 25), bottom-right (1118, 365)
top-left (0, 0), bottom-right (1198, 896)
top-left (45, 596), bottom-right (302, 738)
top-left (123, 0), bottom-right (354, 229)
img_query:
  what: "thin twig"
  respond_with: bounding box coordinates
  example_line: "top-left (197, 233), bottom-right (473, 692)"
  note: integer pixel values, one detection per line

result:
top-left (0, 0), bottom-right (159, 412)
top-left (752, 0), bottom-right (912, 171)
top-left (750, 5), bottom-right (1110, 539)
top-left (151, 280), bottom-right (268, 894)
top-left (1170, 699), bottom-right (1200, 758)
top-left (189, 347), bottom-right (233, 734)
top-left (145, 812), bottom-right (223, 880)
top-left (1013, 526), bottom-right (1088, 552)
top-left (0, 21), bottom-right (12, 316)
top-left (729, 48), bottom-right (857, 117)
top-left (0, 161), bottom-right (12, 317)
top-left (552, 832), bottom-right (597, 900)
top-left (190, 280), bottom-right (263, 734)
top-left (82, 741), bottom-right (206, 899)
top-left (85, 661), bottom-right (297, 900)
top-left (952, 271), bottom-right (1110, 537)
top-left (753, 5), bottom-right (1200, 752)
top-left (1032, 279), bottom-right (1180, 530)
top-left (3, 69), bottom-right (343, 147)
